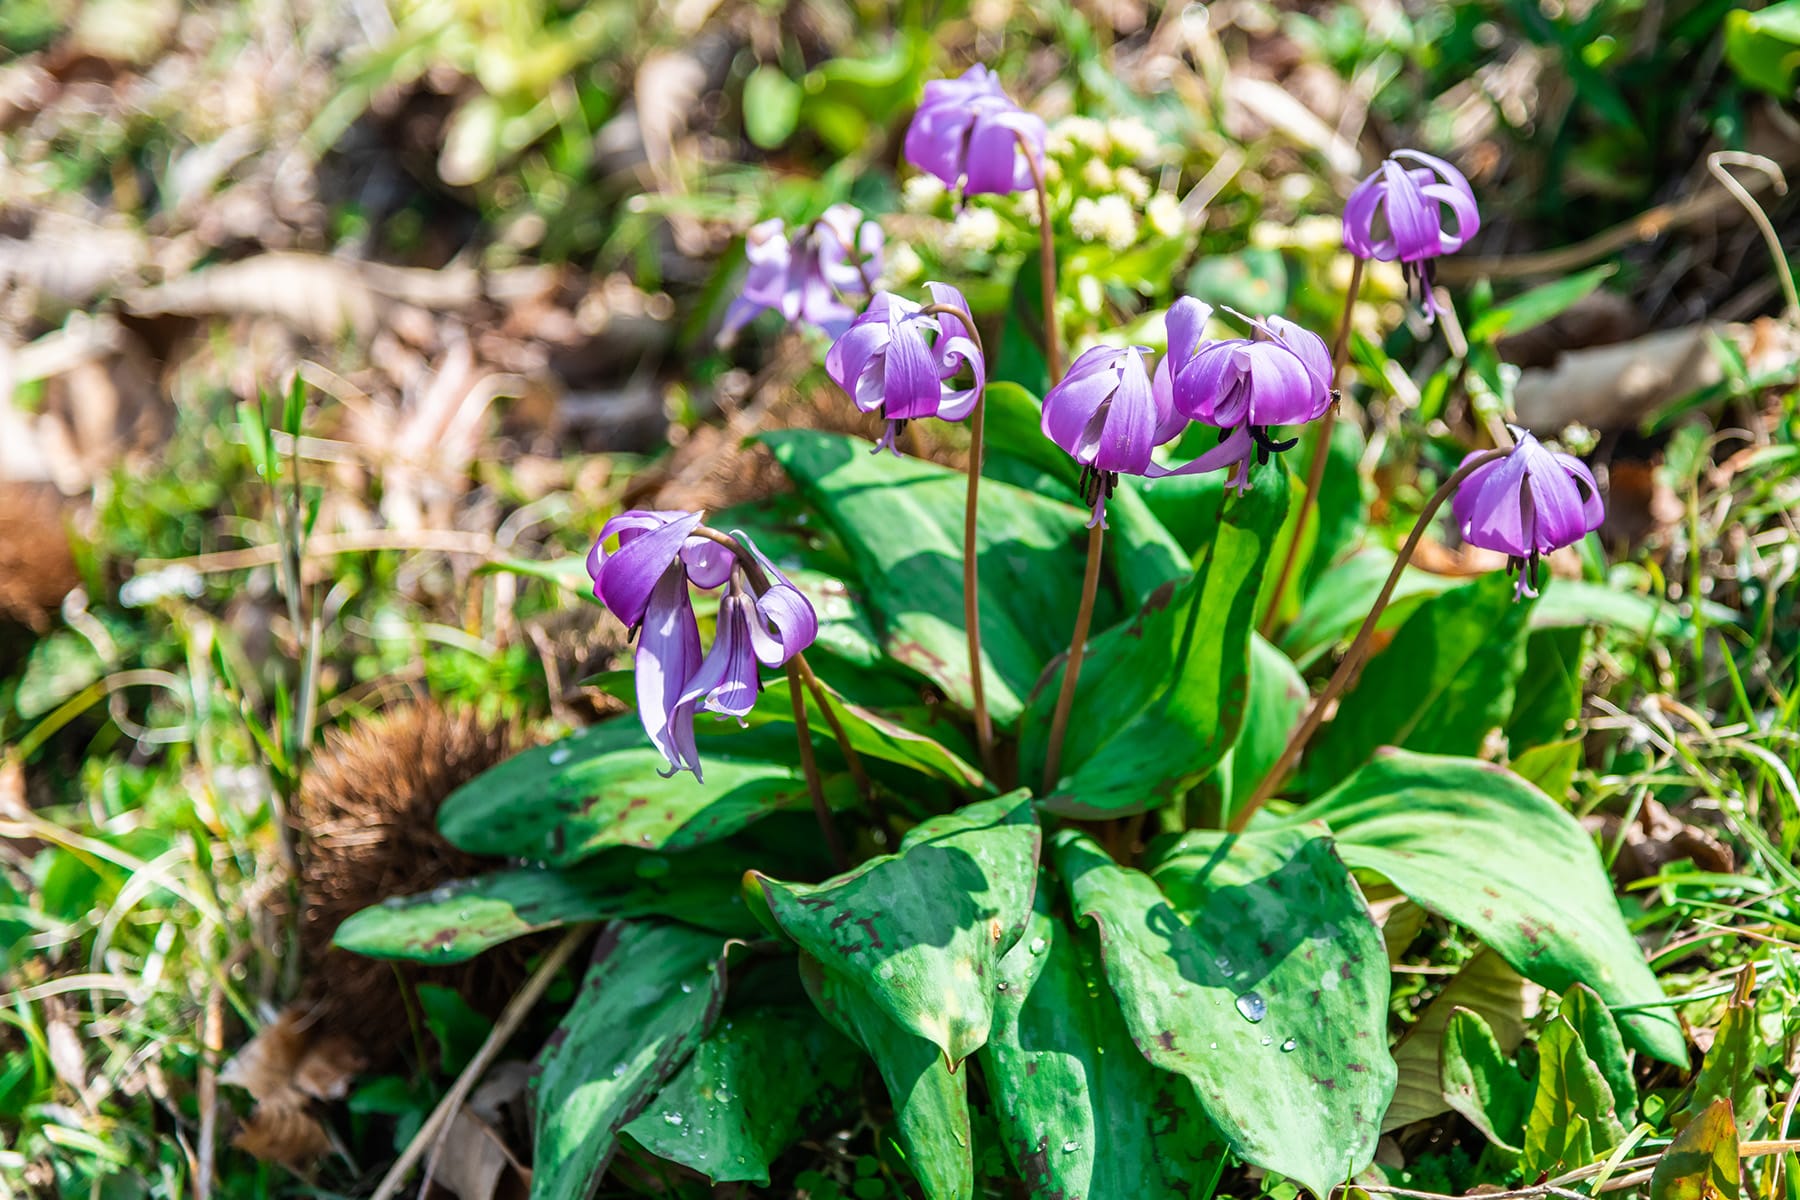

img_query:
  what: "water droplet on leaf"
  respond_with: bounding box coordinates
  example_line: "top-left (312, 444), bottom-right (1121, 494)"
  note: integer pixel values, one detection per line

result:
top-left (1028, 937), bottom-right (1047, 956)
top-left (548, 746), bottom-right (573, 765)
top-left (1280, 1037), bottom-right (1298, 1053)
top-left (1235, 992), bottom-right (1267, 1023)
top-left (1061, 1141), bottom-right (1079, 1154)
top-left (663, 1112), bottom-right (684, 1126)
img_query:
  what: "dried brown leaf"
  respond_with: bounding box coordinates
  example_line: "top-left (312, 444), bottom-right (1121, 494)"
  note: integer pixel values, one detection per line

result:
top-left (232, 1095), bottom-right (332, 1169)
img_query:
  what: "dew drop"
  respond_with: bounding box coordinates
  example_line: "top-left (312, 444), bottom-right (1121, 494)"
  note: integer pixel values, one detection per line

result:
top-left (549, 746), bottom-right (573, 765)
top-left (611, 1063), bottom-right (627, 1077)
top-left (997, 981), bottom-right (1009, 993)
top-left (663, 1112), bottom-right (684, 1127)
top-left (715, 1088), bottom-right (731, 1103)
top-left (1280, 1037), bottom-right (1298, 1053)
top-left (1213, 954), bottom-right (1233, 975)
top-left (680, 981), bottom-right (694, 994)
top-left (1261, 1035), bottom-right (1272, 1046)
top-left (1234, 991), bottom-right (1267, 1023)
top-left (1061, 1141), bottom-right (1080, 1154)
top-left (1028, 937), bottom-right (1048, 956)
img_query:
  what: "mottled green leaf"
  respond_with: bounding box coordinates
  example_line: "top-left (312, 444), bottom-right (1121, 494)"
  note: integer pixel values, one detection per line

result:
top-left (1385, 951), bottom-right (1529, 1132)
top-left (983, 891), bottom-right (1224, 1199)
top-left (334, 850), bottom-right (754, 963)
top-left (748, 793), bottom-right (1039, 1066)
top-left (438, 722), bottom-right (853, 866)
top-left (1510, 739), bottom-right (1582, 801)
top-left (1560, 983), bottom-right (1639, 1125)
top-left (1283, 750), bottom-right (1684, 1062)
top-left (1651, 1098), bottom-right (1741, 1200)
top-left (1469, 265), bottom-right (1615, 342)
top-left (623, 1006), bottom-right (855, 1185)
top-left (1675, 966), bottom-right (1767, 1139)
top-left (1062, 826), bottom-right (1393, 1199)
top-left (1440, 1007), bottom-right (1531, 1151)
top-left (1521, 1015), bottom-right (1625, 1174)
top-left (1300, 573), bottom-right (1533, 793)
top-left (1022, 464), bottom-right (1289, 816)
top-left (799, 954), bottom-right (971, 1200)
top-left (531, 923), bottom-right (727, 1200)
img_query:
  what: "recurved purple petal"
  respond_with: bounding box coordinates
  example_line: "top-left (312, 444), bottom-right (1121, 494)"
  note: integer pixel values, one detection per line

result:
top-left (1264, 316), bottom-right (1332, 396)
top-left (880, 314), bottom-right (946, 421)
top-left (1379, 158), bottom-right (1441, 262)
top-left (1457, 449), bottom-right (1533, 557)
top-left (680, 590), bottom-right (762, 721)
top-left (1088, 349), bottom-right (1159, 475)
top-left (637, 565), bottom-right (705, 778)
top-left (1342, 169), bottom-right (1389, 259)
top-left (594, 510), bottom-right (704, 625)
top-left (1143, 424), bottom-right (1255, 479)
top-left (1042, 346), bottom-right (1124, 462)
top-left (825, 307), bottom-right (892, 405)
top-left (1243, 341), bottom-right (1330, 427)
top-left (1165, 296), bottom-right (1214, 371)
top-left (1555, 452), bottom-right (1605, 533)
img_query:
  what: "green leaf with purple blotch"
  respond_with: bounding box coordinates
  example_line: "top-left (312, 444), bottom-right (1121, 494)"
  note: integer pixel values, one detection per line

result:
top-left (531, 922), bottom-right (727, 1200)
top-left (1060, 825), bottom-right (1394, 1199)
top-left (747, 792), bottom-right (1039, 1068)
top-left (438, 721), bottom-right (854, 866)
top-left (982, 889), bottom-right (1225, 1199)
top-left (1278, 748), bottom-right (1687, 1063)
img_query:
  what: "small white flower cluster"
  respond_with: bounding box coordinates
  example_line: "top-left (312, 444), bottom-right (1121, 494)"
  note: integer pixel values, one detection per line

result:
top-left (1070, 194), bottom-right (1138, 252)
top-left (902, 173), bottom-right (948, 214)
top-left (944, 207), bottom-right (1004, 257)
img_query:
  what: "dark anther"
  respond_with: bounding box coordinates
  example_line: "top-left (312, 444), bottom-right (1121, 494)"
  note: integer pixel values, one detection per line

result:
top-left (1249, 426), bottom-right (1300, 463)
top-left (1104, 471), bottom-right (1117, 498)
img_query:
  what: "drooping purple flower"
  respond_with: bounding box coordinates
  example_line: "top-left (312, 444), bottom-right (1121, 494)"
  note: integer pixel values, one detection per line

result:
top-left (1452, 432), bottom-right (1604, 599)
top-left (682, 532), bottom-right (819, 720)
top-left (1164, 299), bottom-right (1334, 488)
top-left (904, 65), bottom-right (1048, 197)
top-left (1342, 150), bottom-right (1480, 321)
top-left (586, 509), bottom-right (731, 777)
top-left (1041, 338), bottom-right (1253, 527)
top-left (825, 283), bottom-right (984, 454)
top-left (720, 204), bottom-right (884, 344)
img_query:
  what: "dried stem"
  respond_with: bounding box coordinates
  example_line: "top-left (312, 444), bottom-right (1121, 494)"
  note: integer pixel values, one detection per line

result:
top-left (1043, 522), bottom-right (1106, 794)
top-left (1260, 256), bottom-right (1365, 638)
top-left (1018, 131), bottom-right (1062, 383)
top-left (919, 302), bottom-right (997, 781)
top-left (1229, 449), bottom-right (1506, 831)
top-left (371, 926), bottom-right (589, 1200)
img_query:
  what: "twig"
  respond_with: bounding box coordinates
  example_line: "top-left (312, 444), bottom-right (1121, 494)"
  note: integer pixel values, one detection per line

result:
top-left (1706, 152), bottom-right (1799, 323)
top-left (139, 529), bottom-right (500, 575)
top-left (195, 984), bottom-right (222, 1200)
top-left (371, 927), bottom-right (589, 1200)
top-left (1018, 131), bottom-right (1062, 383)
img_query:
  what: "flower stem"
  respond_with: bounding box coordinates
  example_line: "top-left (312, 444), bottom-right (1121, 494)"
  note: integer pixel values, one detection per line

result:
top-left (690, 525), bottom-right (871, 812)
top-left (1043, 521), bottom-right (1106, 795)
top-left (1228, 448), bottom-right (1506, 832)
top-left (1259, 256), bottom-right (1364, 639)
top-left (1018, 131), bottom-right (1061, 384)
top-left (919, 302), bottom-right (997, 782)
top-left (787, 659), bottom-right (848, 872)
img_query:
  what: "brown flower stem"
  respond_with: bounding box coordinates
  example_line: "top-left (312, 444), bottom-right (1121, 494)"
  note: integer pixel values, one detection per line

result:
top-left (684, 525), bottom-right (867, 834)
top-left (1043, 522), bottom-right (1106, 795)
top-left (787, 659), bottom-right (848, 872)
top-left (919, 302), bottom-right (998, 782)
top-left (1017, 130), bottom-right (1061, 383)
top-left (1229, 448), bottom-right (1506, 833)
top-left (1259, 256), bottom-right (1365, 639)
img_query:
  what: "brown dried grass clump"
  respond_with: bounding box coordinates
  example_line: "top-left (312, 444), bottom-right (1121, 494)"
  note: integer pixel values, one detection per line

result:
top-left (294, 702), bottom-right (530, 1054)
top-left (0, 483), bottom-right (78, 631)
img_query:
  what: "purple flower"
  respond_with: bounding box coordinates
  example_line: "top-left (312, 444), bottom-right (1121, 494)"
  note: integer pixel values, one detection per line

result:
top-left (1041, 336), bottom-right (1253, 527)
top-left (825, 283), bottom-right (984, 454)
top-left (1164, 299), bottom-right (1334, 487)
top-left (904, 65), bottom-right (1048, 197)
top-left (720, 204), bottom-right (883, 344)
top-left (1342, 150), bottom-right (1480, 321)
top-left (681, 532), bottom-right (820, 720)
top-left (1451, 432), bottom-right (1604, 599)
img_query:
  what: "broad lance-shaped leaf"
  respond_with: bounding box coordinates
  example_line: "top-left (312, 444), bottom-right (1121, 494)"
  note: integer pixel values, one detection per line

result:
top-left (1560, 983), bottom-right (1639, 1126)
top-left (1651, 1098), bottom-right (1741, 1200)
top-left (1279, 749), bottom-right (1687, 1064)
top-left (1061, 826), bottom-right (1394, 1199)
top-left (1200, 634), bottom-right (1308, 824)
top-left (1441, 1007), bottom-right (1532, 1151)
top-left (799, 954), bottom-right (971, 1200)
top-left (763, 429), bottom-right (1106, 726)
top-left (622, 1006), bottom-right (858, 1186)
top-left (1674, 964), bottom-right (1767, 1139)
top-left (1521, 1014), bottom-right (1626, 1174)
top-left (438, 721), bottom-right (854, 866)
top-left (1384, 950), bottom-right (1529, 1132)
top-left (747, 792), bottom-right (1039, 1066)
top-left (334, 849), bottom-right (756, 963)
top-left (982, 888), bottom-right (1224, 1200)
top-left (1021, 463), bottom-right (1289, 816)
top-left (532, 922), bottom-right (727, 1200)
top-left (1299, 572), bottom-right (1533, 793)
